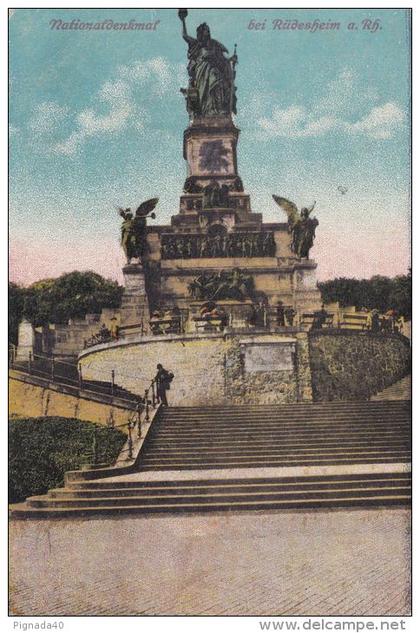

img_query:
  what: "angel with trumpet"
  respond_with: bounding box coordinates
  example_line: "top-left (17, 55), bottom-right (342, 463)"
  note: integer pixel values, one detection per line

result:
top-left (117, 198), bottom-right (159, 264)
top-left (272, 195), bottom-right (318, 259)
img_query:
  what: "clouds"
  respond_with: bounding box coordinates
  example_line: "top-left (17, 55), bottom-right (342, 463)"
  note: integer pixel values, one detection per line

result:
top-left (350, 103), bottom-right (405, 140)
top-left (28, 57), bottom-right (185, 156)
top-left (257, 69), bottom-right (405, 140)
top-left (258, 102), bottom-right (404, 139)
top-left (25, 61), bottom-right (406, 155)
top-left (29, 102), bottom-right (70, 135)
top-left (53, 79), bottom-right (134, 156)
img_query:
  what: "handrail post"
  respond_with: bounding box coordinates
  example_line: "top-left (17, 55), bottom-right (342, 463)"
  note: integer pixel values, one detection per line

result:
top-left (127, 421), bottom-right (133, 460)
top-left (111, 369), bottom-right (115, 397)
top-left (151, 380), bottom-right (156, 407)
top-left (51, 357), bottom-right (55, 381)
top-left (144, 389), bottom-right (150, 423)
top-left (92, 426), bottom-right (97, 465)
top-left (137, 405), bottom-right (142, 438)
top-left (28, 352), bottom-right (32, 375)
top-left (107, 410), bottom-right (115, 428)
top-left (78, 363), bottom-right (83, 390)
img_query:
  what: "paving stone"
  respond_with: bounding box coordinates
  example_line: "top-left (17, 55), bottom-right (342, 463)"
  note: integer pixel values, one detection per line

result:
top-left (9, 508), bottom-right (410, 616)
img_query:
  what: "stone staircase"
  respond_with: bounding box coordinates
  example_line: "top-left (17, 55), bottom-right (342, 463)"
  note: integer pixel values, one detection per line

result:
top-left (371, 375), bottom-right (411, 401)
top-left (140, 401), bottom-right (411, 470)
top-left (10, 401), bottom-right (411, 517)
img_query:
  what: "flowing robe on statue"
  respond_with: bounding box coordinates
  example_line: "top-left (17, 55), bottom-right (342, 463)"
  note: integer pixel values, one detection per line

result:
top-left (186, 37), bottom-right (233, 116)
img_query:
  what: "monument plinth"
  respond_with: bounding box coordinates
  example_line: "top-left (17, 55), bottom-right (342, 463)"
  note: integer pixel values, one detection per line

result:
top-left (183, 116), bottom-right (240, 187)
top-left (119, 264), bottom-right (150, 336)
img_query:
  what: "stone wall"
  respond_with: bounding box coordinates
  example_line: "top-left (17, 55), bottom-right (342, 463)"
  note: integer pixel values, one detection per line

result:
top-left (79, 332), bottom-right (313, 406)
top-left (9, 371), bottom-right (133, 428)
top-left (308, 331), bottom-right (411, 401)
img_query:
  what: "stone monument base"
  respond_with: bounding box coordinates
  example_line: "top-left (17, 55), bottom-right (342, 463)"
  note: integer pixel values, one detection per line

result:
top-left (119, 264), bottom-right (150, 336)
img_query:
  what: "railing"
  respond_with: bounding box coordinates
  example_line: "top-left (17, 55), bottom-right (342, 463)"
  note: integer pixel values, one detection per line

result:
top-left (149, 315), bottom-right (184, 336)
top-left (10, 349), bottom-right (160, 466)
top-left (107, 403), bottom-right (143, 462)
top-left (9, 343), bottom-right (17, 365)
top-left (300, 312), bottom-right (335, 330)
top-left (84, 329), bottom-right (119, 349)
top-left (9, 352), bottom-right (140, 409)
top-left (106, 376), bottom-right (158, 463)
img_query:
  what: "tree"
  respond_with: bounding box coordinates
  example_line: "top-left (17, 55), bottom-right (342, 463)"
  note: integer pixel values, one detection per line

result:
top-left (21, 271), bottom-right (124, 327)
top-left (318, 272), bottom-right (411, 318)
top-left (389, 272), bottom-right (411, 319)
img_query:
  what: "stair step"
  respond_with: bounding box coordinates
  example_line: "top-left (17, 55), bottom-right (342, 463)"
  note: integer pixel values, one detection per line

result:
top-left (141, 446), bottom-right (410, 459)
top-left (28, 485), bottom-right (412, 508)
top-left (151, 422), bottom-right (410, 432)
top-left (158, 420), bottom-right (410, 426)
top-left (66, 471), bottom-right (411, 490)
top-left (165, 401), bottom-right (409, 409)
top-left (159, 417), bottom-right (409, 425)
top-left (50, 478), bottom-right (411, 498)
top-left (11, 494), bottom-right (410, 518)
top-left (140, 450), bottom-right (410, 464)
top-left (147, 428), bottom-right (410, 438)
top-left (139, 456), bottom-right (410, 471)
top-left (145, 440), bottom-right (409, 452)
top-left (161, 412), bottom-right (409, 420)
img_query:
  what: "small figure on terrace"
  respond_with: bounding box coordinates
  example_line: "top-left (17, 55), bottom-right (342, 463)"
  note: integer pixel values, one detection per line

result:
top-left (155, 363), bottom-right (174, 407)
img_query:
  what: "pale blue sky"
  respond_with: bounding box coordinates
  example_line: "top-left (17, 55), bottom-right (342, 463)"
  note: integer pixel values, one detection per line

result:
top-left (9, 7), bottom-right (411, 284)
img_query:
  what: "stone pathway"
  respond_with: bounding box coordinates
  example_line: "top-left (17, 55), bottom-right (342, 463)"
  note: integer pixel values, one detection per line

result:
top-left (9, 508), bottom-right (410, 616)
top-left (371, 376), bottom-right (411, 401)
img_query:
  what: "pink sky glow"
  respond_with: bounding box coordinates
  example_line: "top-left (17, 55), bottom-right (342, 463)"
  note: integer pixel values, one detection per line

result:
top-left (9, 220), bottom-right (410, 288)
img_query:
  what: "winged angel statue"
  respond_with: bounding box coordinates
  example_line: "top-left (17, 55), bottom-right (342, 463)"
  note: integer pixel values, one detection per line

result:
top-left (118, 198), bottom-right (159, 264)
top-left (272, 195), bottom-right (318, 259)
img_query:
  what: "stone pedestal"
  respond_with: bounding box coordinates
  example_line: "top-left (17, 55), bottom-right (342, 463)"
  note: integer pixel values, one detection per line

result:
top-left (16, 319), bottom-right (35, 360)
top-left (119, 264), bottom-right (150, 335)
top-left (183, 116), bottom-right (240, 189)
top-left (293, 262), bottom-right (322, 317)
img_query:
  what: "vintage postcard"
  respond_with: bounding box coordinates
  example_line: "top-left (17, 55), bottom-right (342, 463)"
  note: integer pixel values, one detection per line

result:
top-left (8, 4), bottom-right (412, 622)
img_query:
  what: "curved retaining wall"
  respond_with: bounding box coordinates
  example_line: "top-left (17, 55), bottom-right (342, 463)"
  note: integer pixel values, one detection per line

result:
top-left (78, 330), bottom-right (410, 406)
top-left (308, 330), bottom-right (411, 401)
top-left (79, 331), bottom-right (313, 406)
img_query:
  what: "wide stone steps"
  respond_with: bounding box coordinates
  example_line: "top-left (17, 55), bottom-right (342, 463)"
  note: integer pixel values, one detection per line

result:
top-left (10, 401), bottom-right (411, 517)
top-left (138, 401), bottom-right (410, 471)
top-left (46, 475), bottom-right (410, 497)
top-left (11, 473), bottom-right (411, 517)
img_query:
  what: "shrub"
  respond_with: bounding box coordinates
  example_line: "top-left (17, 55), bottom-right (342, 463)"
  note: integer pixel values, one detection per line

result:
top-left (9, 417), bottom-right (126, 503)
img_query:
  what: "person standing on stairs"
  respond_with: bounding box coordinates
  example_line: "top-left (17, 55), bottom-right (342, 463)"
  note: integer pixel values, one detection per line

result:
top-left (155, 363), bottom-right (174, 406)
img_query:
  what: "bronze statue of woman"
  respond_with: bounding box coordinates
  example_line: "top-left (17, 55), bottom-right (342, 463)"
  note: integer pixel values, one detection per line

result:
top-left (179, 9), bottom-right (237, 116)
